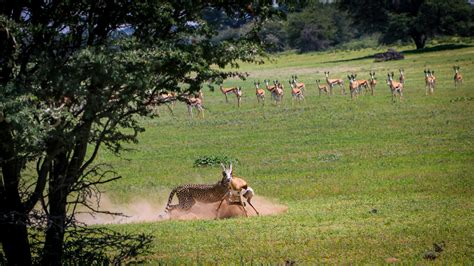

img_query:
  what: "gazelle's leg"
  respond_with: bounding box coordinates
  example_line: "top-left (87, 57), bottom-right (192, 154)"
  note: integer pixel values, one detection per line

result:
top-left (216, 192), bottom-right (229, 214)
top-left (239, 203), bottom-right (248, 217)
top-left (247, 200), bottom-right (259, 216)
top-left (187, 105), bottom-right (193, 117)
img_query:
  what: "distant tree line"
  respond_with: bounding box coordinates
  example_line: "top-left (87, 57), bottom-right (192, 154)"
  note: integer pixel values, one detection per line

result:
top-left (208, 0), bottom-right (474, 52)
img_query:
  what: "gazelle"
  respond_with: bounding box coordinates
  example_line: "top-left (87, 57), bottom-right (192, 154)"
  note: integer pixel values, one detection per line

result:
top-left (315, 79), bottom-right (329, 96)
top-left (264, 79), bottom-right (276, 93)
top-left (164, 163), bottom-right (232, 214)
top-left (355, 75), bottom-right (369, 95)
top-left (235, 86), bottom-right (242, 107)
top-left (387, 72), bottom-right (403, 102)
top-left (399, 68), bottom-right (405, 85)
top-left (291, 75), bottom-right (305, 92)
top-left (453, 66), bottom-right (463, 88)
top-left (273, 80), bottom-right (284, 105)
top-left (288, 80), bottom-right (304, 104)
top-left (324, 71), bottom-right (345, 95)
top-left (368, 71), bottom-right (377, 96)
top-left (265, 80), bottom-right (283, 105)
top-left (216, 175), bottom-right (259, 217)
top-left (182, 90), bottom-right (204, 118)
top-left (347, 74), bottom-right (359, 100)
top-left (254, 81), bottom-right (265, 105)
top-left (220, 85), bottom-right (242, 107)
top-left (424, 69), bottom-right (435, 95)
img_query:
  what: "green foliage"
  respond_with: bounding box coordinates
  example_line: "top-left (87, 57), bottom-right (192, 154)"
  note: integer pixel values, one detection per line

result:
top-left (286, 3), bottom-right (353, 52)
top-left (340, 0), bottom-right (474, 49)
top-left (193, 155), bottom-right (238, 167)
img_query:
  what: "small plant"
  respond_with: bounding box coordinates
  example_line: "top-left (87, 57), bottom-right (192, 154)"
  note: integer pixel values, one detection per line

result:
top-left (193, 155), bottom-right (238, 167)
top-left (317, 153), bottom-right (341, 162)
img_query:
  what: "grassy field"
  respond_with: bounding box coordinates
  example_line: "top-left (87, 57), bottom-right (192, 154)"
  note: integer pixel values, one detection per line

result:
top-left (96, 43), bottom-right (474, 264)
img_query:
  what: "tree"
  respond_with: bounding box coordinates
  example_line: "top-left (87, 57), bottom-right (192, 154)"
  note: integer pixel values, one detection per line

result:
top-left (286, 3), bottom-right (353, 52)
top-left (339, 0), bottom-right (474, 49)
top-left (0, 1), bottom-right (279, 264)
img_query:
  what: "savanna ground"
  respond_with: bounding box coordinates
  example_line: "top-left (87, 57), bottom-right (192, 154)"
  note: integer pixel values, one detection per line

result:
top-left (89, 41), bottom-right (473, 264)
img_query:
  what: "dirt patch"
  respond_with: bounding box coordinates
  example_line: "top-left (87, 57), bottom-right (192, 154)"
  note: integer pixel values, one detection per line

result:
top-left (75, 195), bottom-right (287, 225)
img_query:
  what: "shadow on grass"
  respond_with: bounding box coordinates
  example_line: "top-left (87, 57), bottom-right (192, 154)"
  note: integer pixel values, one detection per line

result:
top-left (323, 44), bottom-right (472, 64)
top-left (401, 43), bottom-right (472, 54)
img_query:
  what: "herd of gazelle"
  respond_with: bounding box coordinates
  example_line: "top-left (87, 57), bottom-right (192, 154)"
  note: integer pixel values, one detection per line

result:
top-left (164, 163), bottom-right (259, 218)
top-left (158, 66), bottom-right (464, 118)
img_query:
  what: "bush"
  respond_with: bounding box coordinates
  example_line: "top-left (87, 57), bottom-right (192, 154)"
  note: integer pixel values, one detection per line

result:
top-left (193, 155), bottom-right (238, 167)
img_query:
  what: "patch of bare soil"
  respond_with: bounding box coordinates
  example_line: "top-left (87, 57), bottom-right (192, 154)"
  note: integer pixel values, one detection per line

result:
top-left (75, 195), bottom-right (287, 225)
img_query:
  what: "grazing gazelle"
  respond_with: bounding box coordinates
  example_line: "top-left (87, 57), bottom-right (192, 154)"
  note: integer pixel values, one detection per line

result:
top-left (347, 74), bottom-right (360, 100)
top-left (219, 85), bottom-right (242, 107)
top-left (216, 175), bottom-right (259, 217)
top-left (324, 71), bottom-right (345, 95)
top-left (315, 79), bottom-right (329, 96)
top-left (387, 72), bottom-right (403, 102)
top-left (368, 71), bottom-right (377, 96)
top-left (424, 69), bottom-right (435, 95)
top-left (453, 66), bottom-right (463, 88)
top-left (164, 163), bottom-right (232, 214)
top-left (288, 80), bottom-right (304, 104)
top-left (291, 75), bottom-right (306, 92)
top-left (254, 81), bottom-right (265, 105)
top-left (399, 68), bottom-right (405, 85)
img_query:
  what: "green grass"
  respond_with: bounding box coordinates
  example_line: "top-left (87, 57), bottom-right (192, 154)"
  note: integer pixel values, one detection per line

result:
top-left (95, 42), bottom-right (474, 264)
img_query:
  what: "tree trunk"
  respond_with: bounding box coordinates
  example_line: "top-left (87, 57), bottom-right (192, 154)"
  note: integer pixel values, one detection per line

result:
top-left (0, 123), bottom-right (32, 265)
top-left (40, 153), bottom-right (68, 266)
top-left (41, 121), bottom-right (91, 265)
top-left (412, 33), bottom-right (427, 49)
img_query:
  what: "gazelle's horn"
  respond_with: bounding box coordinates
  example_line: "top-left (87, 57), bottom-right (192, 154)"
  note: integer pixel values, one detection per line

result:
top-left (220, 163), bottom-right (226, 171)
top-left (229, 162), bottom-right (233, 172)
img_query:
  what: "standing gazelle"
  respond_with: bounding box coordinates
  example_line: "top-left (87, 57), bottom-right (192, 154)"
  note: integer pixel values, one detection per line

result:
top-left (315, 79), bottom-right (329, 96)
top-left (453, 66), bottom-right (463, 88)
top-left (399, 68), bottom-right (405, 86)
top-left (424, 69), bottom-right (435, 95)
top-left (325, 71), bottom-right (345, 95)
top-left (254, 81), bottom-right (265, 105)
top-left (289, 80), bottom-right (305, 104)
top-left (184, 90), bottom-right (204, 118)
top-left (369, 71), bottom-right (377, 96)
top-left (291, 75), bottom-right (306, 92)
top-left (387, 72), bottom-right (403, 102)
top-left (220, 85), bottom-right (242, 107)
top-left (347, 74), bottom-right (360, 100)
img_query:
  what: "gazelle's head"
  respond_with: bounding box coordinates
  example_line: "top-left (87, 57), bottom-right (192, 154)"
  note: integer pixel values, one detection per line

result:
top-left (324, 71), bottom-right (329, 77)
top-left (387, 73), bottom-right (393, 84)
top-left (370, 71), bottom-right (376, 79)
top-left (220, 163), bottom-right (233, 184)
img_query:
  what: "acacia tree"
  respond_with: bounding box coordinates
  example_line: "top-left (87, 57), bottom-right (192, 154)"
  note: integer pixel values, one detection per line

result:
top-left (0, 1), bottom-right (278, 264)
top-left (339, 0), bottom-right (473, 49)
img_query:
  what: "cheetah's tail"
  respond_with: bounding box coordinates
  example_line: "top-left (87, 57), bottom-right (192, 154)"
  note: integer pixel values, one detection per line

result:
top-left (164, 187), bottom-right (178, 213)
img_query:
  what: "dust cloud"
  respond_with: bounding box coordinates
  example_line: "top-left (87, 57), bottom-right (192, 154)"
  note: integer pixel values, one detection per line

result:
top-left (75, 195), bottom-right (287, 225)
